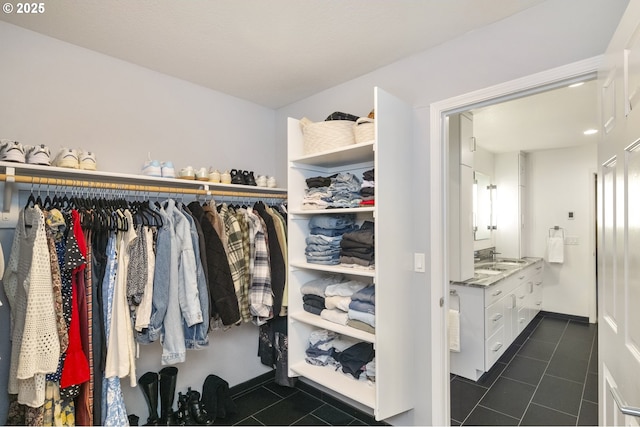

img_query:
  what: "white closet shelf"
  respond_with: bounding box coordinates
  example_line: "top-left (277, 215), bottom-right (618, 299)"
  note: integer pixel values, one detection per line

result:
top-left (290, 141), bottom-right (374, 168)
top-left (0, 161), bottom-right (288, 194)
top-left (289, 310), bottom-right (375, 343)
top-left (289, 361), bottom-right (376, 409)
top-left (289, 260), bottom-right (375, 278)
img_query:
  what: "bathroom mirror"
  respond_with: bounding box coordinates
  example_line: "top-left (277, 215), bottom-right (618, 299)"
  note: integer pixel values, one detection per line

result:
top-left (474, 171), bottom-right (492, 240)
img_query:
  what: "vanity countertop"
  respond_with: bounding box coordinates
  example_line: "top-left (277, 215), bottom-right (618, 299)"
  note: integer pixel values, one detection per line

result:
top-left (454, 257), bottom-right (543, 288)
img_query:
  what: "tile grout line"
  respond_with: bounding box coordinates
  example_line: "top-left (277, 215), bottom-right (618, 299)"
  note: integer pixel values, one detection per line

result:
top-left (517, 315), bottom-right (568, 426)
top-left (574, 330), bottom-right (598, 426)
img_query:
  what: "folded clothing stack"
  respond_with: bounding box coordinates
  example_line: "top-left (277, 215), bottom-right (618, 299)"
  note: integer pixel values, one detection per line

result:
top-left (321, 280), bottom-right (369, 326)
top-left (360, 169), bottom-right (375, 206)
top-left (305, 214), bottom-right (357, 265)
top-left (347, 285), bottom-right (375, 332)
top-left (301, 173), bottom-right (362, 210)
top-left (300, 274), bottom-right (346, 315)
top-left (340, 220), bottom-right (375, 267)
top-left (305, 329), bottom-right (375, 381)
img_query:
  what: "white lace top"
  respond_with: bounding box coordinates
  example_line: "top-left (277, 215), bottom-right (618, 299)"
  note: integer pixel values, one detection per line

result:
top-left (3, 206), bottom-right (60, 407)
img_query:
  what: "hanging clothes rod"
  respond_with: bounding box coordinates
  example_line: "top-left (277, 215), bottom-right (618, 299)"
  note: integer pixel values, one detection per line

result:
top-left (0, 173), bottom-right (288, 200)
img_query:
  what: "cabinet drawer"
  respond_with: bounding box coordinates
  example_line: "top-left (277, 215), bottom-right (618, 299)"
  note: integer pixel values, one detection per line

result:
top-left (485, 327), bottom-right (506, 370)
top-left (485, 282), bottom-right (508, 307)
top-left (485, 301), bottom-right (505, 337)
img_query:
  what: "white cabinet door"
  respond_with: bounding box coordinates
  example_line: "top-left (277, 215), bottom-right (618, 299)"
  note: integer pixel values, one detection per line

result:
top-left (598, 3), bottom-right (640, 425)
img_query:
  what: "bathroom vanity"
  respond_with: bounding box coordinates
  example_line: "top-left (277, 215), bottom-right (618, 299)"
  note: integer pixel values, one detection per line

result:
top-left (450, 257), bottom-right (543, 381)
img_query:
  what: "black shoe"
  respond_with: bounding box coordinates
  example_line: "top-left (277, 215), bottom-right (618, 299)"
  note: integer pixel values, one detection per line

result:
top-left (244, 170), bottom-right (257, 186)
top-left (187, 388), bottom-right (215, 425)
top-left (230, 169), bottom-right (244, 185)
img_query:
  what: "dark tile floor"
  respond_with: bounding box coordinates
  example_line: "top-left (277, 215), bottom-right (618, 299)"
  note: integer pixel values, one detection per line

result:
top-left (451, 311), bottom-right (598, 426)
top-left (213, 372), bottom-right (387, 426)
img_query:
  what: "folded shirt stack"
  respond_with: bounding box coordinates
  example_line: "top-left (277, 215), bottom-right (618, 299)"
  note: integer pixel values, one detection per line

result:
top-left (304, 329), bottom-right (361, 368)
top-left (321, 280), bottom-right (368, 326)
top-left (300, 274), bottom-right (346, 315)
top-left (360, 169), bottom-right (374, 206)
top-left (347, 285), bottom-right (375, 331)
top-left (305, 214), bottom-right (357, 265)
top-left (340, 220), bottom-right (375, 267)
top-left (301, 173), bottom-right (362, 210)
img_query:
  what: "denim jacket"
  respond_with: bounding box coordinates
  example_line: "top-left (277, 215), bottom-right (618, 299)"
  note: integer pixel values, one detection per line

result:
top-left (181, 205), bottom-right (210, 349)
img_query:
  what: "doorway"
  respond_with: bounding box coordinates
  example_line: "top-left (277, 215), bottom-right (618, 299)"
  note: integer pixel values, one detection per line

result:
top-left (428, 56), bottom-right (603, 425)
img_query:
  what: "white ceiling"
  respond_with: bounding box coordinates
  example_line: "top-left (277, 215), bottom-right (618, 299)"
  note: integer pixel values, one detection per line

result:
top-left (470, 79), bottom-right (599, 153)
top-left (1, 0), bottom-right (545, 109)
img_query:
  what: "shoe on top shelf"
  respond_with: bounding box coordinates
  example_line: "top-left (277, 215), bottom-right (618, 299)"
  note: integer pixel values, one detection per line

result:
top-left (195, 167), bottom-right (209, 181)
top-left (0, 140), bottom-right (26, 163)
top-left (267, 176), bottom-right (277, 188)
top-left (53, 148), bottom-right (79, 169)
top-left (162, 161), bottom-right (176, 178)
top-left (243, 170), bottom-right (257, 186)
top-left (208, 168), bottom-right (221, 183)
top-left (256, 175), bottom-right (267, 187)
top-left (25, 144), bottom-right (51, 166)
top-left (220, 170), bottom-right (231, 184)
top-left (142, 159), bottom-right (162, 177)
top-left (179, 166), bottom-right (195, 180)
top-left (79, 150), bottom-right (97, 170)
top-left (230, 169), bottom-right (244, 185)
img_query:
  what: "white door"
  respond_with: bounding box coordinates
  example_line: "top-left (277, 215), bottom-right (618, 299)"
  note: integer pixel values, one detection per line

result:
top-left (598, 2), bottom-right (640, 425)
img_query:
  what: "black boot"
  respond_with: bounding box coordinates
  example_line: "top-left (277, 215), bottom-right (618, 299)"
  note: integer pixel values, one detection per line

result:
top-left (186, 388), bottom-right (215, 425)
top-left (158, 367), bottom-right (179, 425)
top-left (176, 391), bottom-right (195, 426)
top-left (138, 371), bottom-right (160, 426)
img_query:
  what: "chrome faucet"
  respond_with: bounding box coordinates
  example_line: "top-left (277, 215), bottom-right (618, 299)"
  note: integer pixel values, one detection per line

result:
top-left (490, 250), bottom-right (501, 261)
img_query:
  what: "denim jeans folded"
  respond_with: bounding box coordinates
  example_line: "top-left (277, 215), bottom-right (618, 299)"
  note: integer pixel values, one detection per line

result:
top-left (309, 224), bottom-right (358, 237)
top-left (308, 214), bottom-right (356, 230)
top-left (306, 234), bottom-right (343, 245)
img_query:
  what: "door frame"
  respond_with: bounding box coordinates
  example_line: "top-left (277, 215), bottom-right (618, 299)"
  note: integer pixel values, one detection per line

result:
top-left (428, 55), bottom-right (603, 425)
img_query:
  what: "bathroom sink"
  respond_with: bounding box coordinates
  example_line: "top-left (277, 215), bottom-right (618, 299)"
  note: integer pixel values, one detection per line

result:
top-left (496, 258), bottom-right (528, 265)
top-left (475, 268), bottom-right (504, 275)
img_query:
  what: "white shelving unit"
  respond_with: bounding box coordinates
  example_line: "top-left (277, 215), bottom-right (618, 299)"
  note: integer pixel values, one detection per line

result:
top-left (287, 87), bottom-right (414, 421)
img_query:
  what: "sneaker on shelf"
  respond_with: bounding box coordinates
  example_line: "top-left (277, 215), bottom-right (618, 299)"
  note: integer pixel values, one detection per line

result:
top-left (25, 144), bottom-right (51, 165)
top-left (267, 176), bottom-right (277, 188)
top-left (0, 140), bottom-right (26, 163)
top-left (208, 168), bottom-right (221, 183)
top-left (220, 170), bottom-right (232, 184)
top-left (230, 169), bottom-right (244, 185)
top-left (161, 161), bottom-right (176, 178)
top-left (79, 150), bottom-right (97, 170)
top-left (142, 159), bottom-right (162, 177)
top-left (53, 148), bottom-right (79, 169)
top-left (243, 170), bottom-right (257, 186)
top-left (195, 167), bottom-right (209, 181)
top-left (255, 175), bottom-right (267, 187)
top-left (179, 166), bottom-right (195, 180)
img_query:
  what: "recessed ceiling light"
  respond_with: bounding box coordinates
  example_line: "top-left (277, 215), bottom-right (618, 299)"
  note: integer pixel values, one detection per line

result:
top-left (569, 82), bottom-right (585, 88)
top-left (584, 129), bottom-right (598, 135)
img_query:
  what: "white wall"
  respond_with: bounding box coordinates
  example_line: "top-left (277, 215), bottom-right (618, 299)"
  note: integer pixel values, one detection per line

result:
top-left (276, 0), bottom-right (626, 424)
top-left (0, 21), bottom-right (276, 422)
top-left (526, 145), bottom-right (597, 319)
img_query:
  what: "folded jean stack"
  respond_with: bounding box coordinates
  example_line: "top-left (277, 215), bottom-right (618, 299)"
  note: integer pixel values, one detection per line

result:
top-left (299, 274), bottom-right (374, 334)
top-left (339, 220), bottom-right (375, 268)
top-left (360, 168), bottom-right (375, 206)
top-left (301, 172), bottom-right (362, 210)
top-left (305, 329), bottom-right (376, 381)
top-left (305, 214), bottom-right (357, 265)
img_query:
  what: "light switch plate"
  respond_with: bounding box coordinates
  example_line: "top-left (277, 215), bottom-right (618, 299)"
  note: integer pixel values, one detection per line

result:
top-left (414, 253), bottom-right (426, 272)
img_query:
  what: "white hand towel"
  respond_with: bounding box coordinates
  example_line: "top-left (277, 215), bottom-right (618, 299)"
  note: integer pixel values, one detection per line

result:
top-left (547, 235), bottom-right (564, 263)
top-left (449, 309), bottom-right (460, 352)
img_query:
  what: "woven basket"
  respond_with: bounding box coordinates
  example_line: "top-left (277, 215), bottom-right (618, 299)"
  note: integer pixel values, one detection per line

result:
top-left (355, 117), bottom-right (375, 144)
top-left (300, 117), bottom-right (355, 155)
